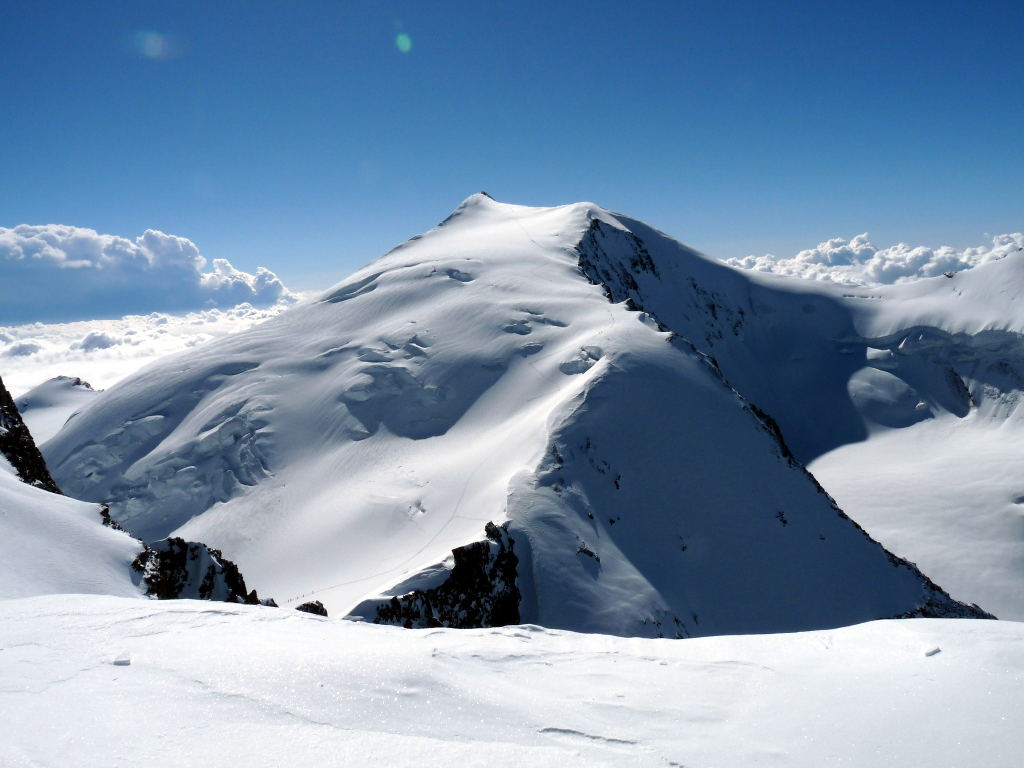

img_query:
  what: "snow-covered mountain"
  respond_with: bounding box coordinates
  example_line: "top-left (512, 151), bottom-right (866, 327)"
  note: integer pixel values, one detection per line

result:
top-left (42, 194), bottom-right (988, 635)
top-left (16, 375), bottom-right (99, 444)
top-left (0, 373), bottom-right (271, 604)
top-left (574, 217), bottom-right (1024, 620)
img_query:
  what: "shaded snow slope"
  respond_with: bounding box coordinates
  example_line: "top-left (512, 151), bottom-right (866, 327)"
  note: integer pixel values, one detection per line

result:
top-left (810, 418), bottom-right (1024, 622)
top-left (16, 375), bottom-right (99, 445)
top-left (43, 195), bottom-right (985, 635)
top-left (568, 213), bottom-right (1024, 620)
top-left (0, 596), bottom-right (1018, 768)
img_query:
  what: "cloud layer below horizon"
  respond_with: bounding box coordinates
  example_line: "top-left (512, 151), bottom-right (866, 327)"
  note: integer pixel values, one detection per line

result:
top-left (0, 224), bottom-right (295, 323)
top-left (724, 232), bottom-right (1024, 285)
top-left (0, 302), bottom-right (304, 396)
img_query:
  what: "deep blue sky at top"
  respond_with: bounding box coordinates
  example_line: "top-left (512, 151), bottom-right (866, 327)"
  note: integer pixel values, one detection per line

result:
top-left (3, 0), bottom-right (1022, 289)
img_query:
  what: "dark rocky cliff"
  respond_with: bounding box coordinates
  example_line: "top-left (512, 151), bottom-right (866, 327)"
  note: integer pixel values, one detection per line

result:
top-left (371, 522), bottom-right (520, 629)
top-left (131, 536), bottom-right (272, 604)
top-left (0, 375), bottom-right (62, 493)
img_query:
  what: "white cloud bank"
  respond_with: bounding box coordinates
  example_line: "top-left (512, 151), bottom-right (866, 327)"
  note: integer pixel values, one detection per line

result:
top-left (0, 224), bottom-right (295, 323)
top-left (725, 232), bottom-right (1024, 286)
top-left (0, 301), bottom-right (308, 396)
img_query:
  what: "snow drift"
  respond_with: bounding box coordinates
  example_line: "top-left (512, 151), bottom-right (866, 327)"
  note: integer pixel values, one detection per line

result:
top-left (2, 595), bottom-right (1019, 768)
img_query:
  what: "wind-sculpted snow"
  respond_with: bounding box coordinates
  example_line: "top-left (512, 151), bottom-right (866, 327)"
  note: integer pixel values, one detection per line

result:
top-left (44, 194), bottom-right (990, 634)
top-left (0, 596), bottom-right (1018, 768)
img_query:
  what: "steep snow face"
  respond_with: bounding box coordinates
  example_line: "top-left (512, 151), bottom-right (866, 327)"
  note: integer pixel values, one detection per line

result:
top-left (574, 214), bottom-right (1024, 620)
top-left (16, 375), bottom-right (99, 445)
top-left (44, 195), bottom-right (985, 635)
top-left (0, 596), bottom-right (1019, 768)
top-left (0, 467), bottom-right (143, 599)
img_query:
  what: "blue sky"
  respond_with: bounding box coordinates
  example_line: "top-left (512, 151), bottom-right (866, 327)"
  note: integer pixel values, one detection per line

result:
top-left (3, 0), bottom-right (1022, 291)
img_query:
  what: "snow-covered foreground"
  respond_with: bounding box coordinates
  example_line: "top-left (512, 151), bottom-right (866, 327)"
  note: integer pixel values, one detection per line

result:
top-left (0, 595), bottom-right (1019, 768)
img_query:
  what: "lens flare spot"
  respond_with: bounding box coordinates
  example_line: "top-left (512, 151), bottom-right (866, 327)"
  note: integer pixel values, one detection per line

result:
top-left (395, 33), bottom-right (412, 53)
top-left (130, 31), bottom-right (175, 60)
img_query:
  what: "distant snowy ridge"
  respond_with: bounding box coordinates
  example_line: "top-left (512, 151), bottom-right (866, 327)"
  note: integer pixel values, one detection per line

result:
top-left (576, 210), bottom-right (1024, 619)
top-left (45, 194), bottom-right (991, 636)
top-left (16, 375), bottom-right (99, 444)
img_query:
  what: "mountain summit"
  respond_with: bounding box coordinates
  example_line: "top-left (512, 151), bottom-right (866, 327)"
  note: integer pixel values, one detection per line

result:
top-left (43, 196), bottom-right (990, 636)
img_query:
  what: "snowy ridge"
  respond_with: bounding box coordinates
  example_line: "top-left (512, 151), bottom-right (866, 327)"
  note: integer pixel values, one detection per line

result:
top-left (0, 468), bottom-right (143, 600)
top-left (16, 375), bottom-right (99, 445)
top-left (569, 213), bottom-right (1024, 619)
top-left (43, 194), bottom-right (988, 635)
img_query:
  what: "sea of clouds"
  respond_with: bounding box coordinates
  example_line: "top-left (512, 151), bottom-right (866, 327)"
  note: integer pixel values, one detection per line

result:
top-left (0, 224), bottom-right (294, 324)
top-left (725, 232), bottom-right (1024, 285)
top-left (0, 222), bottom-right (313, 395)
top-left (0, 302), bottom-right (304, 396)
top-left (5, 222), bottom-right (1023, 397)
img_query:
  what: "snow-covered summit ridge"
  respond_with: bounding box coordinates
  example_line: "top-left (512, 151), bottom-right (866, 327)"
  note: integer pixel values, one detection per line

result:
top-left (43, 195), bottom-right (991, 636)
top-left (554, 207), bottom-right (1024, 620)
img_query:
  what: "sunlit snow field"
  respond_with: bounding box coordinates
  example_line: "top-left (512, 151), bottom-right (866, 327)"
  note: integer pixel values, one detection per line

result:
top-left (1, 596), bottom-right (1020, 768)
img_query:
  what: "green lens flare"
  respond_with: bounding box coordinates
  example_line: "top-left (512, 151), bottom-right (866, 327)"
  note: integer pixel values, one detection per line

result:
top-left (395, 33), bottom-right (412, 53)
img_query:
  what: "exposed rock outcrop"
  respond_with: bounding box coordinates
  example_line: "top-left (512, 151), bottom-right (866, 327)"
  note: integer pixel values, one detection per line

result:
top-left (296, 600), bottom-right (328, 616)
top-left (0, 375), bottom-right (62, 493)
top-left (371, 522), bottom-right (520, 629)
top-left (131, 536), bottom-right (267, 604)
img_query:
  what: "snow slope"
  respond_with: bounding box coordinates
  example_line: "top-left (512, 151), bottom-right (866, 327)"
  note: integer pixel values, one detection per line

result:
top-left (0, 595), bottom-right (1019, 768)
top-left (802, 259), bottom-right (1024, 620)
top-left (556, 215), bottom-right (1024, 620)
top-left (43, 194), bottom-right (984, 635)
top-left (0, 463), bottom-right (142, 600)
top-left (16, 375), bottom-right (99, 444)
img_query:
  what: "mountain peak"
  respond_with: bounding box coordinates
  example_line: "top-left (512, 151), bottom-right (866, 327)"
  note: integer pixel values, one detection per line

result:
top-left (42, 199), bottom-right (990, 634)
